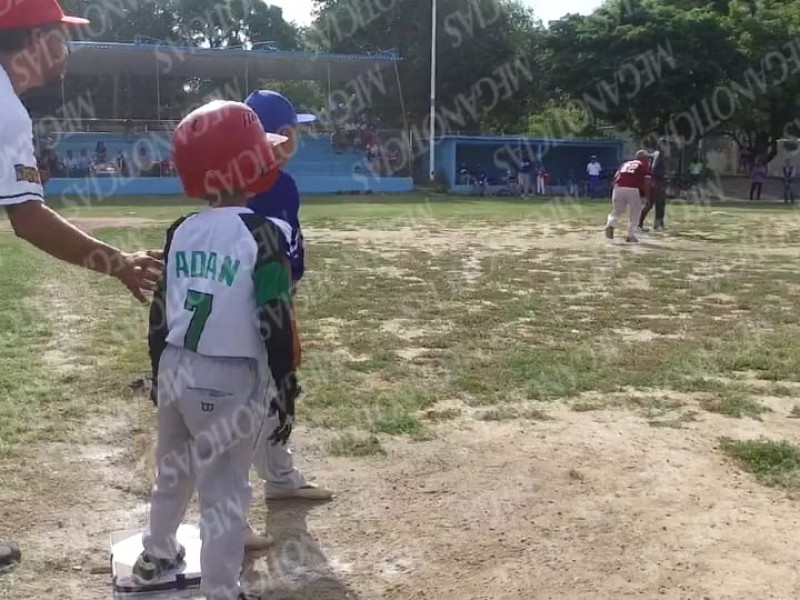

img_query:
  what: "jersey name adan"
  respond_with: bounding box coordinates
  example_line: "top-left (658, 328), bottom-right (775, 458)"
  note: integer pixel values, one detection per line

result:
top-left (174, 250), bottom-right (240, 287)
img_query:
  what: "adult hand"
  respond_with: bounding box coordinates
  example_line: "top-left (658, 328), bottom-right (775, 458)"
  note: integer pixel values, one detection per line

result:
top-left (112, 250), bottom-right (163, 304)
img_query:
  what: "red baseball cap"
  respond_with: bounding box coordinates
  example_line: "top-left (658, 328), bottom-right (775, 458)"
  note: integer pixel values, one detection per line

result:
top-left (0, 0), bottom-right (89, 30)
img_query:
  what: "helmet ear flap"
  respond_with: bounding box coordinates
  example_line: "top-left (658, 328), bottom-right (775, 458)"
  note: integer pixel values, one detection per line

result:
top-left (247, 161), bottom-right (281, 195)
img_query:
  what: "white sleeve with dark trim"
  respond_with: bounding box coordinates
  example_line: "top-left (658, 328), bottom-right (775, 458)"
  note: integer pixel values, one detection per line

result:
top-left (0, 104), bottom-right (45, 206)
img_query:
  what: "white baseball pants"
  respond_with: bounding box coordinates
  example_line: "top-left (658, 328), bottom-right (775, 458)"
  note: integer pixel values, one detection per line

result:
top-left (607, 187), bottom-right (643, 238)
top-left (144, 344), bottom-right (269, 600)
top-left (252, 418), bottom-right (308, 493)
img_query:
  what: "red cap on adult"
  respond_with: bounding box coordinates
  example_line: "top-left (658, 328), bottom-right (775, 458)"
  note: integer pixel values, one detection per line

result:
top-left (0, 0), bottom-right (89, 30)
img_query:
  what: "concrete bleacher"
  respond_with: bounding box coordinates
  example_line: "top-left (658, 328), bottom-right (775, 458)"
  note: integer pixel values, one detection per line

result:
top-left (42, 131), bottom-right (413, 196)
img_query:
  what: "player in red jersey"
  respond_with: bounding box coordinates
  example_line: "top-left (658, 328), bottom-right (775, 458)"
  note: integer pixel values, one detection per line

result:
top-left (605, 150), bottom-right (652, 243)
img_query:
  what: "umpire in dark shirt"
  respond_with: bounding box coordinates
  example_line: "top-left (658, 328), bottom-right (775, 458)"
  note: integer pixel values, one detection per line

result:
top-left (639, 138), bottom-right (668, 231)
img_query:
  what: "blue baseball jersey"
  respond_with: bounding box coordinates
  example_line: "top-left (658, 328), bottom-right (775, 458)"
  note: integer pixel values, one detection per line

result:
top-left (247, 170), bottom-right (305, 282)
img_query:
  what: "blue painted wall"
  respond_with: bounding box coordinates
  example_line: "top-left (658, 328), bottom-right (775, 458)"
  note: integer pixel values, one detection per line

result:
top-left (45, 131), bottom-right (384, 177)
top-left (43, 175), bottom-right (413, 198)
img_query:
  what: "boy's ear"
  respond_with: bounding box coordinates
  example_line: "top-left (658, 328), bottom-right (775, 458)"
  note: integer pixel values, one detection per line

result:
top-left (277, 126), bottom-right (298, 163)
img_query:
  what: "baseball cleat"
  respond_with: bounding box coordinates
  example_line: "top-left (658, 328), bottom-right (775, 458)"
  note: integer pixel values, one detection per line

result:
top-left (605, 225), bottom-right (614, 239)
top-left (625, 235), bottom-right (639, 243)
top-left (637, 227), bottom-right (650, 233)
top-left (265, 484), bottom-right (334, 501)
top-left (132, 545), bottom-right (186, 584)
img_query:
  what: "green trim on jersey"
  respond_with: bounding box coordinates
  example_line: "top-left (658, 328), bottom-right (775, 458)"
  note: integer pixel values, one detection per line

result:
top-left (254, 262), bottom-right (291, 306)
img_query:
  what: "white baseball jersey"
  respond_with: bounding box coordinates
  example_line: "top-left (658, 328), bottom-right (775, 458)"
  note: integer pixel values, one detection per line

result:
top-left (587, 161), bottom-right (602, 176)
top-left (0, 65), bottom-right (44, 206)
top-left (160, 207), bottom-right (290, 359)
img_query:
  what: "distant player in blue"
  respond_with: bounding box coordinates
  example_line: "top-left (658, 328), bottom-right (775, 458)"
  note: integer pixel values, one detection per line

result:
top-left (244, 89), bottom-right (334, 502)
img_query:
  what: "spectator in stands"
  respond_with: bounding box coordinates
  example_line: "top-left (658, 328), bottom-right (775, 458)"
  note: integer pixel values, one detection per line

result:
top-left (135, 146), bottom-right (152, 176)
top-left (40, 149), bottom-right (58, 178)
top-left (64, 150), bottom-right (77, 176)
top-left (95, 141), bottom-right (107, 164)
top-left (332, 128), bottom-right (347, 154)
top-left (78, 148), bottom-right (92, 176)
top-left (782, 158), bottom-right (796, 204)
top-left (366, 142), bottom-right (381, 172)
top-left (518, 154), bottom-right (532, 197)
top-left (587, 155), bottom-right (602, 197)
top-left (750, 159), bottom-right (767, 200)
top-left (117, 151), bottom-right (129, 177)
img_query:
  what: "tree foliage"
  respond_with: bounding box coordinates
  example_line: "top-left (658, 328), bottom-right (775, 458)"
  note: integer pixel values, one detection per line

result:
top-left (543, 0), bottom-right (740, 143)
top-left (542, 0), bottom-right (800, 163)
top-left (310, 0), bottom-right (544, 129)
top-left (36, 0), bottom-right (800, 155)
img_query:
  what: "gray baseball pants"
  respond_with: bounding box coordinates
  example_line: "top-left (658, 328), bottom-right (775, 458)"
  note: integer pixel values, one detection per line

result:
top-left (143, 344), bottom-right (269, 600)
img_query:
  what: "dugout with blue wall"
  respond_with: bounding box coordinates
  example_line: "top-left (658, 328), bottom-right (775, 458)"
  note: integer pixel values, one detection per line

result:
top-left (429, 135), bottom-right (624, 192)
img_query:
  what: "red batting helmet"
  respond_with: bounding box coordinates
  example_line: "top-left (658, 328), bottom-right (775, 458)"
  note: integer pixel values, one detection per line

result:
top-left (172, 100), bottom-right (287, 200)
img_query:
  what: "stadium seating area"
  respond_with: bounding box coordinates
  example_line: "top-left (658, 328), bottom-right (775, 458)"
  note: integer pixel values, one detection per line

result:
top-left (35, 131), bottom-right (405, 180)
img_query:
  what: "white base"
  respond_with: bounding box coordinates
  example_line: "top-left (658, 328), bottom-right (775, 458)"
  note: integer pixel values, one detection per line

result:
top-left (110, 524), bottom-right (203, 599)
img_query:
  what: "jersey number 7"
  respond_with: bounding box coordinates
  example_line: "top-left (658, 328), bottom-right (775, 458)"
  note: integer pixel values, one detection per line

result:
top-left (184, 290), bottom-right (213, 351)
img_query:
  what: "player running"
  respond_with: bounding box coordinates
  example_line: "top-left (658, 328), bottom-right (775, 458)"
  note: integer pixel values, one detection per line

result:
top-left (135, 100), bottom-right (298, 600)
top-left (605, 150), bottom-right (652, 243)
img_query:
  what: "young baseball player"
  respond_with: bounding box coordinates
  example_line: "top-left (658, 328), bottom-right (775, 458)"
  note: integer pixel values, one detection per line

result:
top-left (243, 89), bottom-right (333, 502)
top-left (605, 150), bottom-right (652, 243)
top-left (135, 99), bottom-right (299, 600)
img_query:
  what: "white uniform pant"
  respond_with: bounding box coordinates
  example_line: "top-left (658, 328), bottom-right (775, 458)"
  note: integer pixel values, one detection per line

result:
top-left (253, 420), bottom-right (308, 493)
top-left (607, 186), bottom-right (643, 238)
top-left (143, 344), bottom-right (269, 600)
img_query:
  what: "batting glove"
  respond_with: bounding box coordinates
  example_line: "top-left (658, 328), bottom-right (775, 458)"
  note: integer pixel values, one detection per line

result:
top-left (268, 374), bottom-right (300, 445)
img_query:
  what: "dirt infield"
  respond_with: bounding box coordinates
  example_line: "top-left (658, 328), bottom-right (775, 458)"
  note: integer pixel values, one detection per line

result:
top-left (4, 207), bottom-right (800, 600)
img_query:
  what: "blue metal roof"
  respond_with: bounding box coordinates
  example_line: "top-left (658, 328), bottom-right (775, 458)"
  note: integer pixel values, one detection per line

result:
top-left (66, 41), bottom-right (401, 82)
top-left (437, 135), bottom-right (622, 146)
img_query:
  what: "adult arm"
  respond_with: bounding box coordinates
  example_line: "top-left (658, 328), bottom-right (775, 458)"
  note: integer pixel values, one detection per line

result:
top-left (6, 200), bottom-right (161, 303)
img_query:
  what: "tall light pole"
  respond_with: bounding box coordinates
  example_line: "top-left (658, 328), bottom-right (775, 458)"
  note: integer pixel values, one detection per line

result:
top-left (428, 0), bottom-right (437, 182)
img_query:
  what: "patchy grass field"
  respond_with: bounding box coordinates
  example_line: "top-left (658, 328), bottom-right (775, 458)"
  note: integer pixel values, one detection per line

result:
top-left (4, 194), bottom-right (800, 599)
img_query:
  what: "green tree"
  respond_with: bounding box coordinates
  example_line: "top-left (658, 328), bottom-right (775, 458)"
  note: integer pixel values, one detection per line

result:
top-left (543, 0), bottom-right (741, 146)
top-left (543, 0), bottom-right (800, 165)
top-left (174, 0), bottom-right (301, 49)
top-left (309, 0), bottom-right (544, 130)
top-left (716, 0), bottom-right (800, 163)
top-left (526, 100), bottom-right (610, 138)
